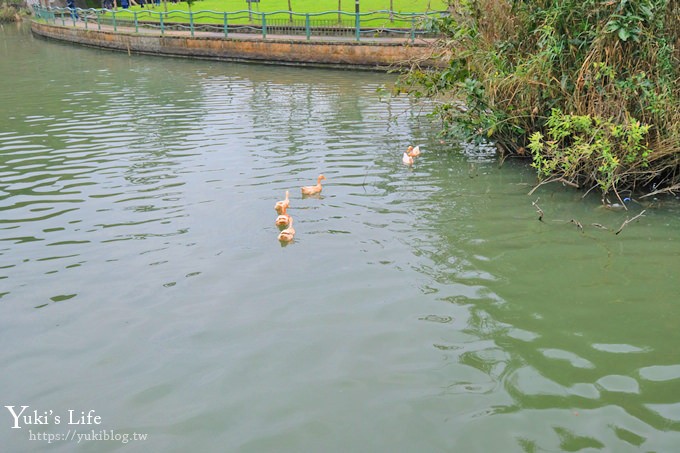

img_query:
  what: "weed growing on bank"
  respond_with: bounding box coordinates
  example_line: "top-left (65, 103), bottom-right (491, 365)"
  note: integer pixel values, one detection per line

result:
top-left (398, 0), bottom-right (679, 199)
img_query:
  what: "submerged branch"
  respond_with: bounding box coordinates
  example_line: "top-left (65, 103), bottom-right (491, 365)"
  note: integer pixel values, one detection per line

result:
top-left (570, 219), bottom-right (584, 233)
top-left (615, 210), bottom-right (646, 235)
top-left (532, 198), bottom-right (544, 222)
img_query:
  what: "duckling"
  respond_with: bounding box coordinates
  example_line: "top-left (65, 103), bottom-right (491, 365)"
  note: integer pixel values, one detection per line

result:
top-left (301, 175), bottom-right (326, 196)
top-left (408, 145), bottom-right (421, 157)
top-left (274, 190), bottom-right (290, 214)
top-left (402, 151), bottom-right (414, 166)
top-left (277, 217), bottom-right (295, 242)
top-left (275, 206), bottom-right (291, 227)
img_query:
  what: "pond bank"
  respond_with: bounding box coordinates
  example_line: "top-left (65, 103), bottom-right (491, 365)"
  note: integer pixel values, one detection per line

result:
top-left (30, 20), bottom-right (437, 70)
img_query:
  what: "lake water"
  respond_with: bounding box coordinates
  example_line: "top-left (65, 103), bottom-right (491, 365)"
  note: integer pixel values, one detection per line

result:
top-left (2, 22), bottom-right (680, 452)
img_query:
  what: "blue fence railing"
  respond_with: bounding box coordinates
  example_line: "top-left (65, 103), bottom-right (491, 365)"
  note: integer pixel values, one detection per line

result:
top-left (32, 6), bottom-right (443, 43)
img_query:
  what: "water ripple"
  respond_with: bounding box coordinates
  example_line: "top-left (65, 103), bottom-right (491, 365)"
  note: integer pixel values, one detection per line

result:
top-left (3, 27), bottom-right (680, 452)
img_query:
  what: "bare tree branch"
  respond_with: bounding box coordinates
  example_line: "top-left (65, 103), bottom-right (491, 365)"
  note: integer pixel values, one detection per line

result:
top-left (615, 210), bottom-right (646, 235)
top-left (639, 184), bottom-right (680, 199)
top-left (570, 219), bottom-right (584, 233)
top-left (528, 177), bottom-right (580, 196)
top-left (532, 198), bottom-right (544, 222)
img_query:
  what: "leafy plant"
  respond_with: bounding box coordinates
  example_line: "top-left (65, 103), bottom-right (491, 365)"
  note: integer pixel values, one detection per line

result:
top-left (528, 109), bottom-right (652, 194)
top-left (398, 0), bottom-right (680, 197)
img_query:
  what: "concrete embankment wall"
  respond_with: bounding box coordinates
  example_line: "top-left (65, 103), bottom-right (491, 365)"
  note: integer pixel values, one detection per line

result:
top-left (30, 21), bottom-right (436, 70)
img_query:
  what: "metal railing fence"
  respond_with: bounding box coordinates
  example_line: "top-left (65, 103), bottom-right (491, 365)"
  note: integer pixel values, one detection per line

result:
top-left (32, 6), bottom-right (443, 43)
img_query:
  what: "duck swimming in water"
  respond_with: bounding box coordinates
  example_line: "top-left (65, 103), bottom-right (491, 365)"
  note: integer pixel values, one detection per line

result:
top-left (277, 217), bottom-right (295, 242)
top-left (402, 151), bottom-right (414, 166)
top-left (274, 190), bottom-right (290, 214)
top-left (275, 206), bottom-right (292, 227)
top-left (408, 145), bottom-right (421, 157)
top-left (301, 175), bottom-right (326, 196)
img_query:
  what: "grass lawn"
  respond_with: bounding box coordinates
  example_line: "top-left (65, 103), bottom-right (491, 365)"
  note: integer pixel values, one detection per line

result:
top-left (106, 0), bottom-right (447, 28)
top-left (130, 0), bottom-right (448, 14)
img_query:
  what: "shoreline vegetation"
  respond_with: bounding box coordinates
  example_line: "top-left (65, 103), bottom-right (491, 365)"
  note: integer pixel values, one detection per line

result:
top-left (1, 0), bottom-right (28, 22)
top-left (398, 0), bottom-right (679, 201)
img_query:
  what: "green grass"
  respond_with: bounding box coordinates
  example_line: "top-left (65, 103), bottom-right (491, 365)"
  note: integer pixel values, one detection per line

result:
top-left (41, 0), bottom-right (445, 33)
top-left (105, 0), bottom-right (446, 28)
top-left (130, 0), bottom-right (447, 14)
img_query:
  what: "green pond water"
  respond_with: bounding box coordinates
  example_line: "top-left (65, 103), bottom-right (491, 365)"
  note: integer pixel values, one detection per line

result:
top-left (1, 22), bottom-right (680, 452)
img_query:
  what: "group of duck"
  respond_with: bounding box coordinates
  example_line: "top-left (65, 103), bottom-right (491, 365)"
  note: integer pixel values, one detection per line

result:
top-left (402, 145), bottom-right (422, 166)
top-left (274, 174), bottom-right (327, 243)
top-left (274, 145), bottom-right (420, 244)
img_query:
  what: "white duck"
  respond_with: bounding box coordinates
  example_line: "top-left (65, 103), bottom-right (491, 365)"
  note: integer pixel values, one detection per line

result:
top-left (402, 151), bottom-right (414, 166)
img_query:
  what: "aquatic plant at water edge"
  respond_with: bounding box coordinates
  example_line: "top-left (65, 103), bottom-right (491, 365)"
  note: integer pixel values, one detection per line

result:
top-left (0, 0), bottom-right (28, 22)
top-left (398, 0), bottom-right (680, 198)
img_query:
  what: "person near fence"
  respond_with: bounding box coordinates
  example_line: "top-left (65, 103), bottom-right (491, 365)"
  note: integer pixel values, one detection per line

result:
top-left (66, 0), bottom-right (78, 19)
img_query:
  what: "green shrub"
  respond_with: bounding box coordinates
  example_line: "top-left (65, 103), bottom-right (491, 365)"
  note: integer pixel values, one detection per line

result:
top-left (0, 3), bottom-right (21, 22)
top-left (398, 0), bottom-right (680, 198)
top-left (528, 109), bottom-right (653, 194)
